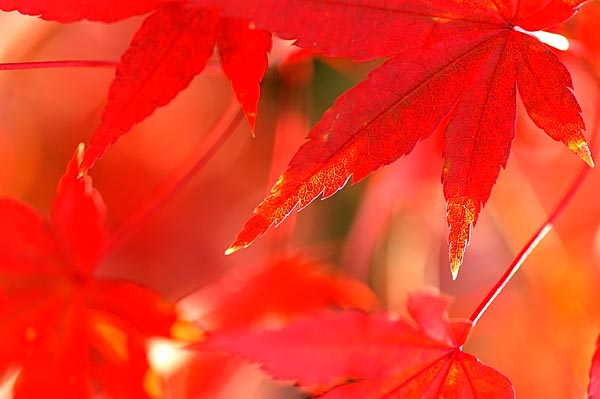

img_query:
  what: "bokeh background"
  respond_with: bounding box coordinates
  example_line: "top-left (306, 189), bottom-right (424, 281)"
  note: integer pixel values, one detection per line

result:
top-left (0, 3), bottom-right (599, 398)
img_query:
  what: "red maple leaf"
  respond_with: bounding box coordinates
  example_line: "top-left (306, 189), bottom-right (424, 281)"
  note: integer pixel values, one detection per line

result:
top-left (203, 291), bottom-right (514, 398)
top-left (196, 0), bottom-right (594, 278)
top-left (165, 254), bottom-right (379, 398)
top-left (0, 1), bottom-right (272, 170)
top-left (80, 3), bottom-right (271, 170)
top-left (0, 145), bottom-right (177, 398)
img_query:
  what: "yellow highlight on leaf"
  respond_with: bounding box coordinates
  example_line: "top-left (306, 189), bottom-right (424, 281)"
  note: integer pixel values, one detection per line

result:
top-left (92, 316), bottom-right (129, 363)
top-left (143, 368), bottom-right (163, 399)
top-left (569, 139), bottom-right (594, 168)
top-left (170, 318), bottom-right (206, 343)
top-left (447, 196), bottom-right (477, 280)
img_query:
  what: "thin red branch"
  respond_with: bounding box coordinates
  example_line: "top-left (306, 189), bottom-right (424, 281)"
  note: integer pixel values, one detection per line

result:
top-left (0, 60), bottom-right (116, 70)
top-left (104, 99), bottom-right (244, 258)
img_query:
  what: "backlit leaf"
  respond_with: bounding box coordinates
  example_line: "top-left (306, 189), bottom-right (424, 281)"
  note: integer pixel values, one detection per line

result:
top-left (211, 0), bottom-right (593, 277)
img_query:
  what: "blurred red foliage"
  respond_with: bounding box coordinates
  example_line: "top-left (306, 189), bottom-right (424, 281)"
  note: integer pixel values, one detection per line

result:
top-left (0, 1), bottom-right (599, 398)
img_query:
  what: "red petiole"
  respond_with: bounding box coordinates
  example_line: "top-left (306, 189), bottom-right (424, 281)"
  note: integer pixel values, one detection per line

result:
top-left (104, 99), bottom-right (244, 258)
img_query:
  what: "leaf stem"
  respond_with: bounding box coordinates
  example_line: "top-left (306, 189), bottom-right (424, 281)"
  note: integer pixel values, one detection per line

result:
top-left (469, 104), bottom-right (599, 327)
top-left (0, 60), bottom-right (116, 70)
top-left (104, 99), bottom-right (244, 258)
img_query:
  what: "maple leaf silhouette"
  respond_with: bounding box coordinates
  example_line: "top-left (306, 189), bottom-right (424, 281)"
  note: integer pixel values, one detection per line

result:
top-left (203, 291), bottom-right (515, 398)
top-left (195, 0), bottom-right (595, 278)
top-left (0, 1), bottom-right (272, 170)
top-left (0, 145), bottom-right (177, 398)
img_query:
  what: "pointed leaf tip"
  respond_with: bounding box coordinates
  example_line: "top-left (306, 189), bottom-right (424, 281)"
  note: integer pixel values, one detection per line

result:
top-left (53, 142), bottom-right (108, 274)
top-left (75, 142), bottom-right (87, 178)
top-left (447, 196), bottom-right (477, 279)
top-left (451, 261), bottom-right (460, 280)
top-left (225, 232), bottom-right (257, 254)
top-left (225, 238), bottom-right (251, 255)
top-left (246, 112), bottom-right (257, 137)
top-left (224, 246), bottom-right (239, 256)
top-left (217, 18), bottom-right (270, 138)
top-left (573, 141), bottom-right (594, 167)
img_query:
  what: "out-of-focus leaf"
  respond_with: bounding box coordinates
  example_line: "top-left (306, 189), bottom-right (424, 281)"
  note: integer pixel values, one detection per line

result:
top-left (0, 145), bottom-right (177, 398)
top-left (204, 292), bottom-right (515, 398)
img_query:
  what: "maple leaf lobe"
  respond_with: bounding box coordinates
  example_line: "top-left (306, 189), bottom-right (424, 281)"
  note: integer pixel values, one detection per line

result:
top-left (81, 4), bottom-right (271, 170)
top-left (568, 136), bottom-right (594, 167)
top-left (82, 4), bottom-right (221, 170)
top-left (513, 32), bottom-right (593, 166)
top-left (217, 17), bottom-right (272, 131)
